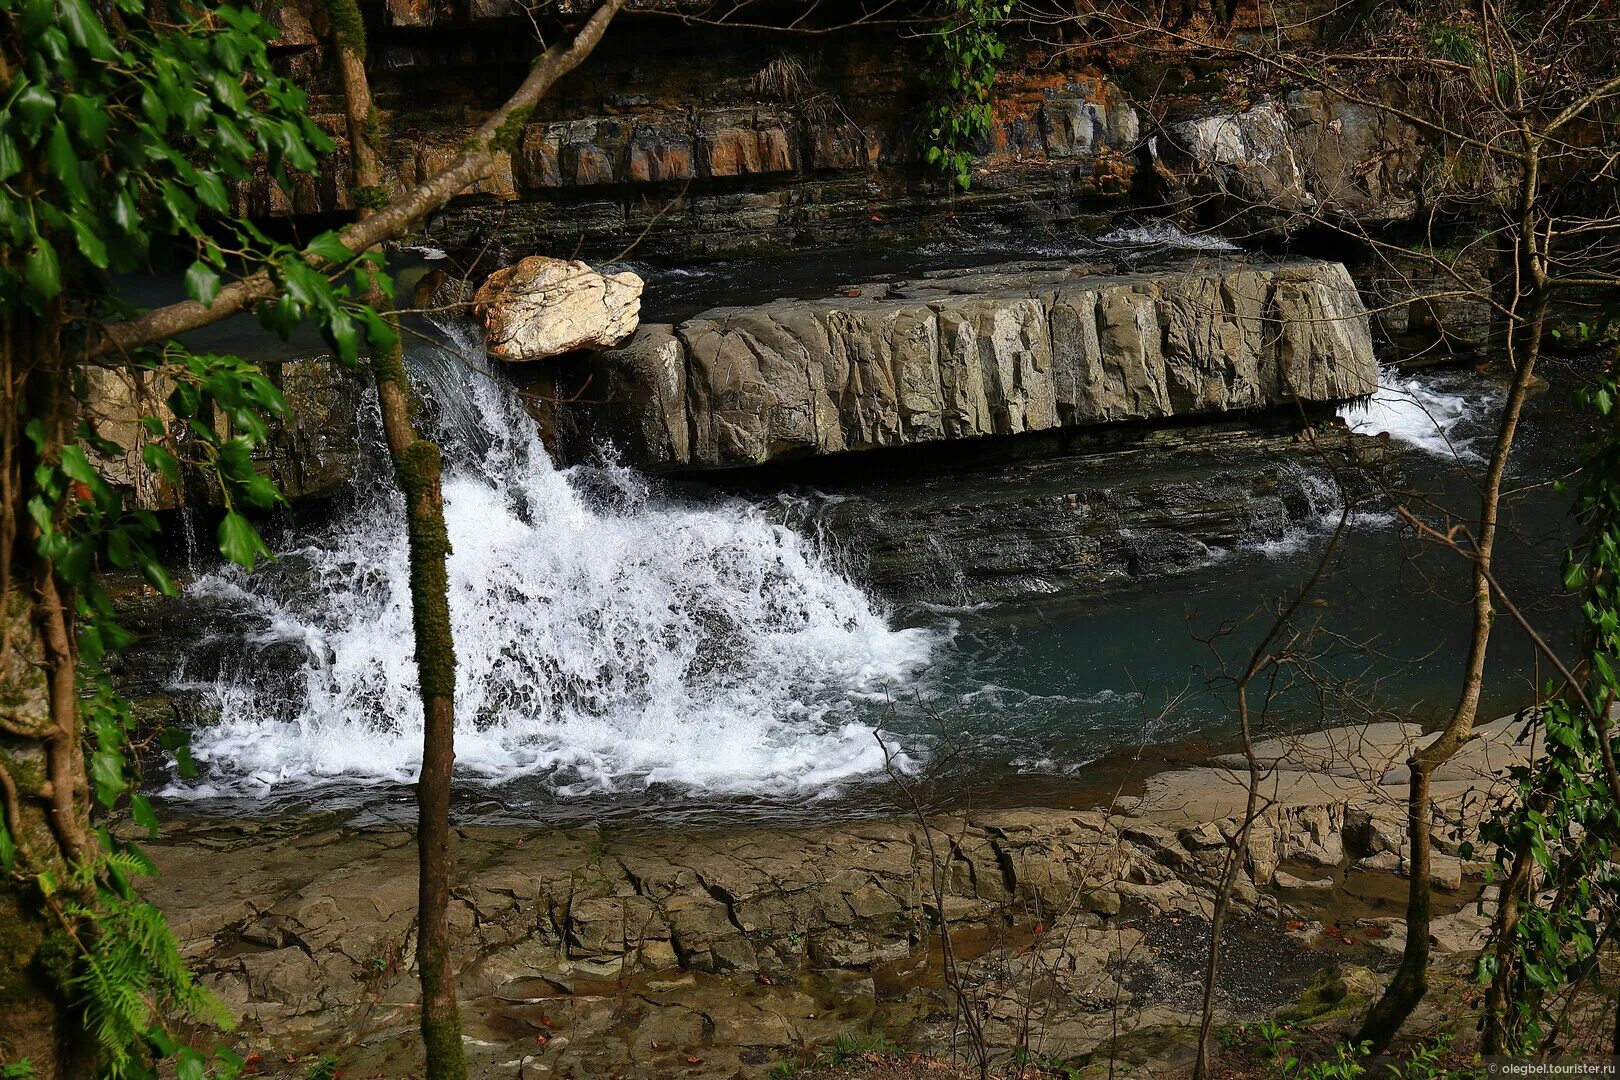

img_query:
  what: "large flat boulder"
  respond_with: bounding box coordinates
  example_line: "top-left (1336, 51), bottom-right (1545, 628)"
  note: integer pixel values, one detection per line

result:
top-left (544, 257), bottom-right (1379, 470)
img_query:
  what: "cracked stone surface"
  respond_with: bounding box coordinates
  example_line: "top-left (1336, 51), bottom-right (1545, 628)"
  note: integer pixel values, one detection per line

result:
top-left (136, 717), bottom-right (1528, 1078)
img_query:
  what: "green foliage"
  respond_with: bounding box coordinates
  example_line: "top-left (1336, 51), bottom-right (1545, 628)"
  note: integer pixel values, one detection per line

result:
top-left (1292, 1042), bottom-right (1369, 1080)
top-left (813, 1032), bottom-right (897, 1068)
top-left (351, 185), bottom-right (389, 211)
top-left (0, 0), bottom-right (401, 1075)
top-left (1472, 356), bottom-right (1620, 1051)
top-left (1422, 19), bottom-right (1480, 67)
top-left (1382, 1035), bottom-right (1466, 1080)
top-left (305, 1055), bottom-right (339, 1080)
top-left (320, 0), bottom-right (367, 59)
top-left (1245, 1018), bottom-right (1296, 1062)
top-left (59, 880), bottom-right (239, 1080)
top-left (919, 0), bottom-right (1012, 190)
top-left (0, 0), bottom-right (332, 315)
top-left (491, 105), bottom-right (533, 155)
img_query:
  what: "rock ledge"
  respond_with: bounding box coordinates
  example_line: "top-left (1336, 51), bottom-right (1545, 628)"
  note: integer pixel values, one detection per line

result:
top-left (543, 257), bottom-right (1379, 470)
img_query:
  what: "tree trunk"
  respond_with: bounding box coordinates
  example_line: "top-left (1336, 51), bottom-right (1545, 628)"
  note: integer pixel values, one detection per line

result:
top-left (371, 318), bottom-right (467, 1080)
top-left (319, 1), bottom-right (468, 1074)
top-left (1355, 288), bottom-right (1549, 1051)
top-left (0, 297), bottom-right (100, 1078)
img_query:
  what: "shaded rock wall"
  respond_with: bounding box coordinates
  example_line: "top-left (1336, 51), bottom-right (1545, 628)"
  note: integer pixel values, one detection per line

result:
top-left (240, 0), bottom-right (1423, 261)
top-left (87, 358), bottom-right (362, 511)
top-left (1145, 91), bottom-right (1425, 234)
top-left (543, 257), bottom-right (1378, 470)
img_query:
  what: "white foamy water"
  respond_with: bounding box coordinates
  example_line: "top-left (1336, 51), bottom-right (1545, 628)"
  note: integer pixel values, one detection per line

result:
top-left (1339, 367), bottom-right (1491, 460)
top-left (1096, 220), bottom-right (1242, 252)
top-left (164, 322), bottom-right (933, 800)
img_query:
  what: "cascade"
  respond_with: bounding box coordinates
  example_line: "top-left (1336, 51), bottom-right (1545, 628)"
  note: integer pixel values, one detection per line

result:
top-left (163, 320), bottom-right (934, 801)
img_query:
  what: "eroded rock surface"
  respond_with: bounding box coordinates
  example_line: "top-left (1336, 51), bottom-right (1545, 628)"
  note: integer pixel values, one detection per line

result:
top-left (474, 256), bottom-right (643, 361)
top-left (86, 357), bottom-right (361, 511)
top-left (544, 258), bottom-right (1378, 470)
top-left (138, 715), bottom-right (1529, 1079)
top-left (1147, 92), bottom-right (1424, 233)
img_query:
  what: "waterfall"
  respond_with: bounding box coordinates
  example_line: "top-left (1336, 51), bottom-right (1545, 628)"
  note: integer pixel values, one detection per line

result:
top-left (1338, 366), bottom-right (1494, 461)
top-left (163, 320), bottom-right (934, 802)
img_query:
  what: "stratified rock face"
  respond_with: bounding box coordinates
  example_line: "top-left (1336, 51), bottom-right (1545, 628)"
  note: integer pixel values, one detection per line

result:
top-left (1148, 92), bottom-right (1423, 233)
top-left (473, 256), bottom-right (644, 362)
top-left (548, 258), bottom-right (1378, 470)
top-left (87, 357), bottom-right (360, 511)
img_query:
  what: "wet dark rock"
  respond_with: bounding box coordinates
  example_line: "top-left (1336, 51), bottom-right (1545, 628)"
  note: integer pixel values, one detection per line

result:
top-left (775, 421), bottom-right (1378, 608)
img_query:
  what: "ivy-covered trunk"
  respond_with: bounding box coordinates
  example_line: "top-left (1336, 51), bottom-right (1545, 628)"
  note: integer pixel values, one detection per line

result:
top-left (369, 309), bottom-right (467, 1080)
top-left (0, 295), bottom-right (93, 1077)
top-left (318, 2), bottom-right (468, 1073)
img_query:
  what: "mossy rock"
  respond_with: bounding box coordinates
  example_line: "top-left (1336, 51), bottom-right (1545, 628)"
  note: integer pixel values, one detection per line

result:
top-left (1084, 1022), bottom-right (1200, 1068)
top-left (1276, 966), bottom-right (1367, 1024)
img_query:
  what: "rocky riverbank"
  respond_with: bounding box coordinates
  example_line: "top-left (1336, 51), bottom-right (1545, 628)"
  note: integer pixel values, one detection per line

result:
top-left (137, 714), bottom-right (1529, 1079)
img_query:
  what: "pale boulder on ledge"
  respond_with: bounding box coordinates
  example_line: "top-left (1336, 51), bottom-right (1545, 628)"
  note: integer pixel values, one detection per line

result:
top-left (473, 256), bottom-right (643, 362)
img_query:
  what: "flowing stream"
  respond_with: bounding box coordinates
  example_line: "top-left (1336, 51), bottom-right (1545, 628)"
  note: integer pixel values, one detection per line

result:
top-left (164, 321), bottom-right (934, 809)
top-left (150, 281), bottom-right (1586, 825)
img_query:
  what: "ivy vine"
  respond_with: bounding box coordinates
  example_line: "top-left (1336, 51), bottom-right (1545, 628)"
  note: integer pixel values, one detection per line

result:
top-left (1469, 347), bottom-right (1620, 1052)
top-left (0, 0), bottom-right (399, 1074)
top-left (920, 0), bottom-right (1012, 190)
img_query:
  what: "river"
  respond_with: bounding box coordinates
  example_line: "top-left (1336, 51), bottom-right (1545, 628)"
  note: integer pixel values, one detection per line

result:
top-left (138, 246), bottom-right (1592, 827)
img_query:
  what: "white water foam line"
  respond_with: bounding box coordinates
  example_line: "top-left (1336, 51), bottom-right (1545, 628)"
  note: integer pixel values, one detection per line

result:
top-left (1339, 367), bottom-right (1495, 461)
top-left (164, 321), bottom-right (934, 800)
top-left (1095, 220), bottom-right (1242, 252)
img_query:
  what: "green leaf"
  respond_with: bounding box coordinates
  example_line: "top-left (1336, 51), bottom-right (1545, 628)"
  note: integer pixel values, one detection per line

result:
top-left (306, 230), bottom-right (353, 263)
top-left (70, 217), bottom-right (108, 269)
top-left (45, 119), bottom-right (86, 202)
top-left (13, 84), bottom-right (56, 140)
top-left (357, 306), bottom-right (399, 354)
top-left (194, 169), bottom-right (228, 214)
top-left (175, 1050), bottom-right (206, 1080)
top-left (326, 309), bottom-right (359, 365)
top-left (90, 748), bottom-right (127, 806)
top-left (217, 511), bottom-right (270, 571)
top-left (59, 0), bottom-right (116, 59)
top-left (111, 188), bottom-right (140, 235)
top-left (23, 238), bottom-right (60, 300)
top-left (140, 558), bottom-right (176, 596)
top-left (0, 132), bottom-right (21, 182)
top-left (233, 472), bottom-right (283, 512)
top-left (184, 262), bottom-right (222, 307)
top-left (142, 443), bottom-right (182, 485)
top-left (62, 94), bottom-right (109, 148)
top-left (59, 445), bottom-right (98, 484)
top-left (105, 527), bottom-right (133, 568)
top-left (160, 180), bottom-right (199, 233)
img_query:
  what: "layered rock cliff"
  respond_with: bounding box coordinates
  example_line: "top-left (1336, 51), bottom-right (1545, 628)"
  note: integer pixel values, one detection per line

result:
top-left (242, 0), bottom-right (1425, 262)
top-left (542, 257), bottom-right (1378, 470)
